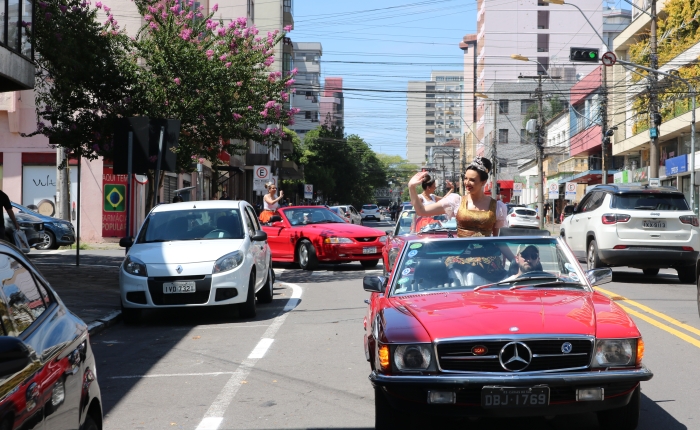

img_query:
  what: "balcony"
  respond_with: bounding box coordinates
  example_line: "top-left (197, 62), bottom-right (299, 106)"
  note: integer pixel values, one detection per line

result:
top-left (558, 157), bottom-right (589, 173)
top-left (0, 0), bottom-right (36, 91)
top-left (283, 0), bottom-right (294, 30)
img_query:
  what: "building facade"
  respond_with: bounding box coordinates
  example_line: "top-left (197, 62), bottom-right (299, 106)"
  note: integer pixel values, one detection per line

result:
top-left (320, 77), bottom-right (344, 130)
top-left (291, 42), bottom-right (322, 141)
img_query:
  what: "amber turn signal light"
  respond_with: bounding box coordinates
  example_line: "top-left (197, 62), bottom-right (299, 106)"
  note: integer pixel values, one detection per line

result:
top-left (378, 344), bottom-right (390, 371)
top-left (636, 338), bottom-right (644, 366)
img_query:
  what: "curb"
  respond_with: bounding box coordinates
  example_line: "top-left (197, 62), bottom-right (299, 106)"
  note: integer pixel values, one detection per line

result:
top-left (86, 310), bottom-right (122, 336)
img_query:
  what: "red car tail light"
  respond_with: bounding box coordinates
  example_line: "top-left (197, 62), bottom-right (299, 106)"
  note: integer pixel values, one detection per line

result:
top-left (613, 245), bottom-right (628, 249)
top-left (682, 246), bottom-right (694, 251)
top-left (602, 213), bottom-right (631, 224)
top-left (679, 215), bottom-right (699, 227)
top-left (510, 213), bottom-right (516, 217)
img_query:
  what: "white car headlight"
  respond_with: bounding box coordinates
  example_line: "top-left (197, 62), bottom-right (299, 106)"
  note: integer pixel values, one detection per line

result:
top-left (592, 339), bottom-right (636, 367)
top-left (394, 344), bottom-right (432, 371)
top-left (213, 251), bottom-right (244, 274)
top-left (123, 256), bottom-right (148, 277)
top-left (323, 237), bottom-right (353, 244)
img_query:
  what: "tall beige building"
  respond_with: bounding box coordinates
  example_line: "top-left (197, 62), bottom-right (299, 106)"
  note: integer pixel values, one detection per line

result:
top-left (406, 71), bottom-right (463, 166)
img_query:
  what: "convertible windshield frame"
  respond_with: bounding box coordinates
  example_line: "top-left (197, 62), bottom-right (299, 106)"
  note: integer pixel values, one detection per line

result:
top-left (388, 236), bottom-right (588, 297)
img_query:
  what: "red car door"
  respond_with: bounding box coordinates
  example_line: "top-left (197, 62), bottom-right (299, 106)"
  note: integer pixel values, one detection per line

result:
top-left (263, 213), bottom-right (295, 261)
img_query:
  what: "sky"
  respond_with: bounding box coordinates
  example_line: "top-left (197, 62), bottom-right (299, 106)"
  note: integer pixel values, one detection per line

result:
top-left (291, 0), bottom-right (627, 159)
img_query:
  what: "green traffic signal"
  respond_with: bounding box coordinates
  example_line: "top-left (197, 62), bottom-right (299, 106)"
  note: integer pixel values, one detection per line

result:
top-left (589, 51), bottom-right (596, 59)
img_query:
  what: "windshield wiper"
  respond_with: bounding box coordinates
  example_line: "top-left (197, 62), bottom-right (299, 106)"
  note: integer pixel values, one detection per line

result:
top-left (473, 276), bottom-right (560, 291)
top-left (509, 280), bottom-right (584, 290)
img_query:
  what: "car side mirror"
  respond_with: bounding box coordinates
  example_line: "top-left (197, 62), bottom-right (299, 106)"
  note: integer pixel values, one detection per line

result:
top-left (271, 221), bottom-right (285, 228)
top-left (119, 237), bottom-right (134, 248)
top-left (363, 276), bottom-right (387, 293)
top-left (269, 215), bottom-right (282, 223)
top-left (0, 337), bottom-right (32, 377)
top-left (251, 230), bottom-right (268, 242)
top-left (585, 268), bottom-right (612, 286)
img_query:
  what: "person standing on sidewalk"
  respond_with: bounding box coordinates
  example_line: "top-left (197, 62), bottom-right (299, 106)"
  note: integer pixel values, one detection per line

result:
top-left (0, 189), bottom-right (20, 243)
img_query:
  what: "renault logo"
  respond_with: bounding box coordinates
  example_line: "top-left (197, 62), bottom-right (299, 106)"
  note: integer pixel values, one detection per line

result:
top-left (499, 341), bottom-right (532, 372)
top-left (176, 265), bottom-right (183, 274)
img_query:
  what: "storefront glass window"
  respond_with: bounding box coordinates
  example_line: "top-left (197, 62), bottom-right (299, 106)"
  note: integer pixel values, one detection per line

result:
top-left (679, 133), bottom-right (700, 157)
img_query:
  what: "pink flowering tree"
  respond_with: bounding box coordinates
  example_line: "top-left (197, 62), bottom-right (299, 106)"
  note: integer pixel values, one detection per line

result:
top-left (131, 0), bottom-right (297, 171)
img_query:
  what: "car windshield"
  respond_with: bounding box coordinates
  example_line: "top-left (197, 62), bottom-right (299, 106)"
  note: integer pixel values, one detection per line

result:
top-left (391, 238), bottom-right (585, 296)
top-left (283, 208), bottom-right (346, 226)
top-left (514, 209), bottom-right (537, 216)
top-left (612, 193), bottom-right (689, 211)
top-left (12, 202), bottom-right (41, 216)
top-left (394, 211), bottom-right (449, 235)
top-left (136, 208), bottom-right (245, 243)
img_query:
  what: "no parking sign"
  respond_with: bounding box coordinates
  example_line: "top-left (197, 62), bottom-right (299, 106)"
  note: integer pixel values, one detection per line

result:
top-left (253, 165), bottom-right (271, 192)
top-left (565, 182), bottom-right (577, 200)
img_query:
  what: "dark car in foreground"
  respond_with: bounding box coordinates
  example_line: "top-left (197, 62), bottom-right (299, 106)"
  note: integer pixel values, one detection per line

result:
top-left (0, 242), bottom-right (103, 429)
top-left (366, 235), bottom-right (652, 429)
top-left (12, 202), bottom-right (75, 249)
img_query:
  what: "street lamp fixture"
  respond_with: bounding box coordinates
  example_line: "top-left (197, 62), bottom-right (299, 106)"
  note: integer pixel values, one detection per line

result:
top-left (511, 54), bottom-right (529, 62)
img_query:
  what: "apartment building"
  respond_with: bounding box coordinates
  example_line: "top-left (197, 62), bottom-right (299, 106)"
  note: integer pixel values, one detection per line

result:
top-left (611, 0), bottom-right (699, 208)
top-left (475, 0), bottom-right (602, 142)
top-left (290, 42), bottom-right (322, 141)
top-left (320, 77), bottom-right (344, 130)
top-left (406, 71), bottom-right (463, 166)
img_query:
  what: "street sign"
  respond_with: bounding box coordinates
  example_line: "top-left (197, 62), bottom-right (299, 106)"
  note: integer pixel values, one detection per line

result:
top-left (565, 182), bottom-right (577, 200)
top-left (601, 51), bottom-right (617, 67)
top-left (548, 182), bottom-right (559, 199)
top-left (513, 182), bottom-right (523, 197)
top-left (253, 165), bottom-right (271, 192)
top-left (304, 184), bottom-right (313, 199)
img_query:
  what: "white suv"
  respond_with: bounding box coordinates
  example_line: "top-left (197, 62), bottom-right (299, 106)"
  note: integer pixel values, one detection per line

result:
top-left (361, 204), bottom-right (381, 221)
top-left (560, 184), bottom-right (699, 283)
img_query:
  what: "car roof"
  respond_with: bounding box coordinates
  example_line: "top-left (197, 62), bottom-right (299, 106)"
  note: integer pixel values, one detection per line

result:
top-left (151, 200), bottom-right (245, 213)
top-left (588, 184), bottom-right (683, 195)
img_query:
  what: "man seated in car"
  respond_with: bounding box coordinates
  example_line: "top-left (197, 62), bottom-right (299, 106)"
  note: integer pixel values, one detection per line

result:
top-left (509, 244), bottom-right (543, 276)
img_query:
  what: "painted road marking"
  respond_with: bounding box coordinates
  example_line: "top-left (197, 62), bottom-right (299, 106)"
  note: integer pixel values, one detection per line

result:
top-left (195, 283), bottom-right (302, 430)
top-left (595, 287), bottom-right (700, 350)
top-left (110, 372), bottom-right (235, 379)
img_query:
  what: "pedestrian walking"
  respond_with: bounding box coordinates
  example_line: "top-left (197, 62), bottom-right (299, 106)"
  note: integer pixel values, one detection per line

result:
top-left (0, 188), bottom-right (20, 244)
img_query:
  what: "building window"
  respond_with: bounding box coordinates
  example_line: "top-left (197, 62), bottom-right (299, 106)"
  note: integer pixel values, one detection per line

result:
top-left (537, 34), bottom-right (549, 52)
top-left (426, 111), bottom-right (435, 117)
top-left (498, 99), bottom-right (509, 114)
top-left (305, 111), bottom-right (311, 119)
top-left (521, 100), bottom-right (535, 115)
top-left (426, 138), bottom-right (435, 143)
top-left (537, 57), bottom-right (550, 75)
top-left (426, 86), bottom-right (435, 91)
top-left (426, 129), bottom-right (435, 135)
top-left (537, 0), bottom-right (548, 5)
top-left (426, 103), bottom-right (434, 108)
top-left (426, 120), bottom-right (435, 125)
top-left (499, 129), bottom-right (509, 144)
top-left (520, 129), bottom-right (528, 144)
top-left (537, 11), bottom-right (549, 29)
top-left (426, 94), bottom-right (435, 98)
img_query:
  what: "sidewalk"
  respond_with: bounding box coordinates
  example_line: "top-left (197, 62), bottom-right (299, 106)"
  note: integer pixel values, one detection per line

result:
top-left (39, 263), bottom-right (121, 332)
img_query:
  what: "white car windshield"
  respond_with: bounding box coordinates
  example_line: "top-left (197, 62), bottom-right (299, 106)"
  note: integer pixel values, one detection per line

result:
top-left (137, 209), bottom-right (245, 243)
top-left (391, 238), bottom-right (585, 295)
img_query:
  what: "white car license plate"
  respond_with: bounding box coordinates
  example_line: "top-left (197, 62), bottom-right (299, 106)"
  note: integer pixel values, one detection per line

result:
top-left (163, 282), bottom-right (196, 294)
top-left (363, 247), bottom-right (377, 254)
top-left (643, 220), bottom-right (666, 228)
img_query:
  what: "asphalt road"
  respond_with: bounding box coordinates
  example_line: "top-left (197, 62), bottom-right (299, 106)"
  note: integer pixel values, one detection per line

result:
top-left (32, 218), bottom-right (700, 430)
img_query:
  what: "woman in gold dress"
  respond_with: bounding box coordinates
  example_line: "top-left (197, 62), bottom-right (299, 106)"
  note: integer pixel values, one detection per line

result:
top-left (408, 157), bottom-right (514, 280)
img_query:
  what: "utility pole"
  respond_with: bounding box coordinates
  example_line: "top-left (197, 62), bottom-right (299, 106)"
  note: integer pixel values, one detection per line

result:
top-left (649, 0), bottom-right (660, 179)
top-left (492, 100), bottom-right (498, 194)
top-left (56, 147), bottom-right (70, 222)
top-left (536, 76), bottom-right (545, 229)
top-left (600, 68), bottom-right (609, 184)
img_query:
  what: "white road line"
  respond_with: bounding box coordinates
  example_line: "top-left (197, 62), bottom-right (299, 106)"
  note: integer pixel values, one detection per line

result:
top-left (195, 283), bottom-right (302, 430)
top-left (174, 324), bottom-right (271, 331)
top-left (109, 372), bottom-right (235, 379)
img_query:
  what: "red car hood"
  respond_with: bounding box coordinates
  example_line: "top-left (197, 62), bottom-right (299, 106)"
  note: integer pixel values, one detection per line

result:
top-left (390, 289), bottom-right (596, 339)
top-left (296, 223), bottom-right (383, 237)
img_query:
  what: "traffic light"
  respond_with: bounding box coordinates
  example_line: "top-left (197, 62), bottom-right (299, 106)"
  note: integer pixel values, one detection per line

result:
top-left (652, 112), bottom-right (662, 126)
top-left (569, 47), bottom-right (599, 63)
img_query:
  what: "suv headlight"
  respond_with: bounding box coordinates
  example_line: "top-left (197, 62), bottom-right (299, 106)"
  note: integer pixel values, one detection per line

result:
top-left (323, 237), bottom-right (353, 244)
top-left (123, 256), bottom-right (148, 277)
top-left (592, 339), bottom-right (636, 367)
top-left (394, 344), bottom-right (432, 371)
top-left (213, 251), bottom-right (244, 274)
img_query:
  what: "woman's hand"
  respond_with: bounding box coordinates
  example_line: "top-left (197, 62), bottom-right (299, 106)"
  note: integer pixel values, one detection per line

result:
top-left (408, 171), bottom-right (429, 188)
top-left (445, 180), bottom-right (454, 190)
top-left (279, 190), bottom-right (284, 198)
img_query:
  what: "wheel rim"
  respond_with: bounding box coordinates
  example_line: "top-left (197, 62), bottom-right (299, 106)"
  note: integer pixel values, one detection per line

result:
top-left (36, 233), bottom-right (51, 250)
top-left (587, 244), bottom-right (595, 269)
top-left (299, 245), bottom-right (308, 266)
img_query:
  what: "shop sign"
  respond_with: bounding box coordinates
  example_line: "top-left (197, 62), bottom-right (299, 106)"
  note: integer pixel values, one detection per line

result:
top-left (665, 154), bottom-right (687, 175)
top-left (614, 170), bottom-right (629, 184)
top-left (102, 167), bottom-right (128, 237)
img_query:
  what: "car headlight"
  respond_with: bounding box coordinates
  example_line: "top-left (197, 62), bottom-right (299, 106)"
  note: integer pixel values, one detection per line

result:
top-left (592, 339), bottom-right (636, 367)
top-left (323, 237), bottom-right (353, 244)
top-left (387, 247), bottom-right (399, 270)
top-left (123, 256), bottom-right (148, 277)
top-left (394, 344), bottom-right (432, 371)
top-left (213, 251), bottom-right (244, 274)
top-left (379, 235), bottom-right (387, 243)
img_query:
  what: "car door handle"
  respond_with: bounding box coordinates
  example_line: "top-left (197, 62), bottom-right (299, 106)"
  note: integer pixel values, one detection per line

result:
top-left (364, 299), bottom-right (370, 304)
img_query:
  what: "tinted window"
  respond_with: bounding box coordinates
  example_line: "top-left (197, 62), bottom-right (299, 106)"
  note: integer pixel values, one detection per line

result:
top-left (0, 254), bottom-right (48, 334)
top-left (137, 209), bottom-right (245, 242)
top-left (582, 192), bottom-right (604, 212)
top-left (515, 209), bottom-right (537, 216)
top-left (362, 205), bottom-right (378, 210)
top-left (612, 193), bottom-right (689, 211)
top-left (244, 206), bottom-right (261, 231)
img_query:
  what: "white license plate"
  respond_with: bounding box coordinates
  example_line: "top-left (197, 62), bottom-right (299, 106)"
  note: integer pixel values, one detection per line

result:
top-left (643, 220), bottom-right (666, 228)
top-left (363, 247), bottom-right (377, 254)
top-left (163, 282), bottom-right (196, 294)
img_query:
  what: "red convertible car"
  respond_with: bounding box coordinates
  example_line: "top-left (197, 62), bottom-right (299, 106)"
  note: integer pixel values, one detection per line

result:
top-left (262, 206), bottom-right (386, 270)
top-left (364, 235), bottom-right (652, 429)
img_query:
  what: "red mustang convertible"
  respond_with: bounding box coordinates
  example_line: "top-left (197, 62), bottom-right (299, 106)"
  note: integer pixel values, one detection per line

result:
top-left (364, 235), bottom-right (652, 429)
top-left (262, 206), bottom-right (386, 270)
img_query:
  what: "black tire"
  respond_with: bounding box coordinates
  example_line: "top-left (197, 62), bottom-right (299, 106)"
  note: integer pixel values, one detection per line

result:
top-left (82, 414), bottom-right (100, 430)
top-left (239, 271), bottom-right (257, 318)
top-left (375, 386), bottom-right (407, 430)
top-left (597, 385), bottom-right (640, 430)
top-left (256, 266), bottom-right (274, 304)
top-left (35, 231), bottom-right (57, 250)
top-left (297, 240), bottom-right (319, 271)
top-left (677, 265), bottom-right (695, 284)
top-left (587, 240), bottom-right (602, 270)
top-left (120, 302), bottom-right (141, 325)
top-left (643, 268), bottom-right (659, 276)
top-left (361, 259), bottom-right (379, 269)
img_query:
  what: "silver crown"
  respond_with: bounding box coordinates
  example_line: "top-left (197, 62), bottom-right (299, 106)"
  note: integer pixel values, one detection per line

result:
top-left (470, 157), bottom-right (489, 174)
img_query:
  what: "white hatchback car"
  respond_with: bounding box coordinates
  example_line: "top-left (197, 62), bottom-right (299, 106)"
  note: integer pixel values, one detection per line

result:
top-left (119, 200), bottom-right (274, 323)
top-left (506, 207), bottom-right (540, 229)
top-left (361, 204), bottom-right (381, 221)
